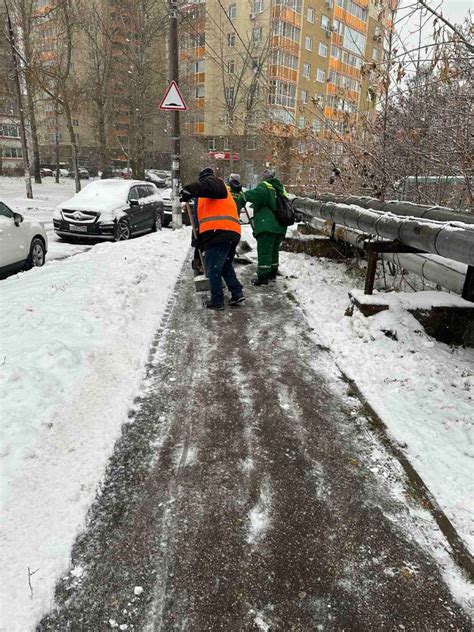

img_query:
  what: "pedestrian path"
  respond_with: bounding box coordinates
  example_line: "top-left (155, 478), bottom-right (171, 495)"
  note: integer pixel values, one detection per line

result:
top-left (39, 262), bottom-right (472, 631)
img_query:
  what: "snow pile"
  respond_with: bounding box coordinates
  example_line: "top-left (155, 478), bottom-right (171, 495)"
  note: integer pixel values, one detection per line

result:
top-left (280, 252), bottom-right (474, 555)
top-left (0, 229), bottom-right (190, 630)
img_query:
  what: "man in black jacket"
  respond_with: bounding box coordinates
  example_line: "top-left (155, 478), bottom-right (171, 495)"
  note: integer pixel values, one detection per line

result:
top-left (180, 168), bottom-right (244, 310)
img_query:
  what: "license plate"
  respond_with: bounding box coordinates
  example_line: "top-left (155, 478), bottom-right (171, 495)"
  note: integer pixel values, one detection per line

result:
top-left (69, 224), bottom-right (87, 233)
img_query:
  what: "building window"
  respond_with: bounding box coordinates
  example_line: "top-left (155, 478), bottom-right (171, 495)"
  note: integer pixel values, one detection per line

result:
top-left (0, 124), bottom-right (20, 138)
top-left (312, 119), bottom-right (321, 132)
top-left (228, 4), bottom-right (236, 19)
top-left (299, 116), bottom-right (305, 128)
top-left (2, 147), bottom-right (23, 158)
top-left (305, 35), bottom-right (312, 51)
top-left (247, 136), bottom-right (257, 150)
top-left (195, 85), bottom-right (205, 98)
top-left (194, 59), bottom-right (205, 73)
top-left (301, 90), bottom-right (308, 104)
top-left (307, 7), bottom-right (314, 23)
top-left (316, 68), bottom-right (326, 83)
top-left (319, 42), bottom-right (328, 57)
top-left (224, 138), bottom-right (230, 150)
top-left (252, 0), bottom-right (264, 13)
top-left (269, 79), bottom-right (296, 108)
top-left (225, 86), bottom-right (235, 104)
top-left (72, 119), bottom-right (79, 127)
top-left (372, 47), bottom-right (379, 61)
top-left (252, 27), bottom-right (262, 42)
top-left (227, 60), bottom-right (235, 74)
top-left (272, 20), bottom-right (300, 42)
top-left (321, 15), bottom-right (330, 30)
top-left (227, 33), bottom-right (235, 47)
top-left (303, 62), bottom-right (311, 78)
top-left (208, 138), bottom-right (216, 151)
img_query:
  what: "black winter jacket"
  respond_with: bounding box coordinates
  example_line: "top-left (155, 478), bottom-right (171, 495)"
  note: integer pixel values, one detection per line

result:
top-left (182, 176), bottom-right (227, 200)
top-left (183, 176), bottom-right (239, 251)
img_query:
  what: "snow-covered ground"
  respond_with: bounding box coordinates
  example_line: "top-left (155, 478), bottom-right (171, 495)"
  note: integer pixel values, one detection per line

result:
top-left (0, 176), bottom-right (94, 262)
top-left (278, 243), bottom-right (474, 556)
top-left (1, 178), bottom-right (472, 628)
top-left (0, 178), bottom-right (190, 629)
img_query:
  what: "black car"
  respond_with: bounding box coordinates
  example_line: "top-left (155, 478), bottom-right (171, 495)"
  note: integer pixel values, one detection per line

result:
top-left (53, 180), bottom-right (164, 241)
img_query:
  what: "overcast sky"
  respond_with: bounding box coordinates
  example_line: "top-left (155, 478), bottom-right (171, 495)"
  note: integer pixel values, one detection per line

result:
top-left (395, 0), bottom-right (472, 65)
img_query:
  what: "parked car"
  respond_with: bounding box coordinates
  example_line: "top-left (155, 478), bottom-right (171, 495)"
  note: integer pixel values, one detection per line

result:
top-left (0, 200), bottom-right (48, 278)
top-left (68, 167), bottom-right (90, 179)
top-left (149, 169), bottom-right (171, 180)
top-left (145, 171), bottom-right (167, 187)
top-left (40, 167), bottom-right (53, 177)
top-left (53, 179), bottom-right (164, 241)
top-left (54, 168), bottom-right (70, 178)
top-left (160, 187), bottom-right (189, 227)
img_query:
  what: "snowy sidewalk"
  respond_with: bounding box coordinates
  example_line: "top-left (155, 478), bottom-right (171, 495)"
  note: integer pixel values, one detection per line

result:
top-left (38, 262), bottom-right (471, 630)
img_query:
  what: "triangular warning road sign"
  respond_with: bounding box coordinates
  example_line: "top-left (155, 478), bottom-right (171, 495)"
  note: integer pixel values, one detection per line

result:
top-left (159, 81), bottom-right (188, 111)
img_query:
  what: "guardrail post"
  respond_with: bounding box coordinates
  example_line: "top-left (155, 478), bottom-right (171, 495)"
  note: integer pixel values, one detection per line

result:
top-left (462, 266), bottom-right (474, 302)
top-left (365, 250), bottom-right (378, 295)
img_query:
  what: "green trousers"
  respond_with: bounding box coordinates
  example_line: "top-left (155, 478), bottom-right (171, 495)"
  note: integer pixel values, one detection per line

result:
top-left (256, 232), bottom-right (284, 278)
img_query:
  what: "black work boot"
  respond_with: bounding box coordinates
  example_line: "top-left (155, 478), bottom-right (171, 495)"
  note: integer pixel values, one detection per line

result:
top-left (251, 276), bottom-right (269, 286)
top-left (229, 295), bottom-right (245, 306)
top-left (204, 300), bottom-right (224, 310)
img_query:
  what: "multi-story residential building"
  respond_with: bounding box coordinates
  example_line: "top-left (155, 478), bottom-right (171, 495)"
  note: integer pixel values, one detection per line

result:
top-left (33, 0), bottom-right (169, 174)
top-left (179, 0), bottom-right (394, 187)
top-left (0, 18), bottom-right (23, 175)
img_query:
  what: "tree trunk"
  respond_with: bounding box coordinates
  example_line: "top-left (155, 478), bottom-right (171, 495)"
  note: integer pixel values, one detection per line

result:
top-left (6, 8), bottom-right (32, 198)
top-left (64, 101), bottom-right (81, 192)
top-left (26, 85), bottom-right (42, 184)
top-left (97, 103), bottom-right (108, 176)
top-left (55, 106), bottom-right (60, 183)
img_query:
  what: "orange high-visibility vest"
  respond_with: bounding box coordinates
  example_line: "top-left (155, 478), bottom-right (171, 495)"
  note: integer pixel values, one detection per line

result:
top-left (197, 187), bottom-right (241, 236)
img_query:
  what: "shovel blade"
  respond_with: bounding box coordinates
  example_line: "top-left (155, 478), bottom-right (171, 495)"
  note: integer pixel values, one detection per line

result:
top-left (195, 274), bottom-right (211, 292)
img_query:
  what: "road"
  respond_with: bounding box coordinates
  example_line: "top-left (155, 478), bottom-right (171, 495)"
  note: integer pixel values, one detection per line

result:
top-left (38, 262), bottom-right (471, 631)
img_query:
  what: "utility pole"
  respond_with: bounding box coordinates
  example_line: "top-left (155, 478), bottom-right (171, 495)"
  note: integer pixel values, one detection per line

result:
top-left (5, 2), bottom-right (33, 199)
top-left (169, 0), bottom-right (183, 229)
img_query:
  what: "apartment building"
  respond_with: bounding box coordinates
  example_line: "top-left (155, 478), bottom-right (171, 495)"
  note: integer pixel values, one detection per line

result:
top-left (33, 0), bottom-right (168, 173)
top-left (180, 0), bottom-right (394, 185)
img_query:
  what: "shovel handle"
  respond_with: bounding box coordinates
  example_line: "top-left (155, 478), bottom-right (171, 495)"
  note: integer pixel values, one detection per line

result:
top-left (185, 202), bottom-right (206, 273)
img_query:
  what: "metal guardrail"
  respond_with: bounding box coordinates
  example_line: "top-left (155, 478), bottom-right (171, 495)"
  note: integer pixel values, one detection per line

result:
top-left (292, 197), bottom-right (474, 266)
top-left (292, 196), bottom-right (474, 301)
top-left (315, 194), bottom-right (474, 225)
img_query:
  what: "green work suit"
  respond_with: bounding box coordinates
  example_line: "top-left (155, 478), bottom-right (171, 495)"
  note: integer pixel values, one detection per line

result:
top-left (237, 177), bottom-right (287, 279)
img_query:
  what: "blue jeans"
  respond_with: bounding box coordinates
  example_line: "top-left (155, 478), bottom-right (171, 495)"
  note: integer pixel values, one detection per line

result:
top-left (204, 242), bottom-right (243, 305)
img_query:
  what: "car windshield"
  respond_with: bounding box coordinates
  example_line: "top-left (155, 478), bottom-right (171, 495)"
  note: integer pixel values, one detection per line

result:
top-left (68, 180), bottom-right (131, 206)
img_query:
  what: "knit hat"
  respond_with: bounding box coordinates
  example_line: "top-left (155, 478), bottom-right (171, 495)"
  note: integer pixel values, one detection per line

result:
top-left (199, 167), bottom-right (214, 181)
top-left (229, 172), bottom-right (241, 182)
top-left (261, 168), bottom-right (275, 181)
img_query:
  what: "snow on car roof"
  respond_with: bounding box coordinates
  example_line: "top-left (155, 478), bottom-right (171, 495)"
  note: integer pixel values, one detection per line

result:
top-left (62, 179), bottom-right (153, 209)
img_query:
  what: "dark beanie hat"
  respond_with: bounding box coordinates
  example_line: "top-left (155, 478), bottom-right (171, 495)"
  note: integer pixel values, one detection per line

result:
top-left (199, 167), bottom-right (214, 181)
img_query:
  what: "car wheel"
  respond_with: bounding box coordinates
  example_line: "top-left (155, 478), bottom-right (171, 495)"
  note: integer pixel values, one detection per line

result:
top-left (162, 216), bottom-right (172, 228)
top-left (152, 213), bottom-right (163, 232)
top-left (25, 237), bottom-right (46, 270)
top-left (114, 218), bottom-right (131, 241)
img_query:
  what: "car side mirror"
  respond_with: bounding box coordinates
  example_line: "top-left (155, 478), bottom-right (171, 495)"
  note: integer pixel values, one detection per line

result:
top-left (129, 199), bottom-right (139, 207)
top-left (13, 212), bottom-right (23, 226)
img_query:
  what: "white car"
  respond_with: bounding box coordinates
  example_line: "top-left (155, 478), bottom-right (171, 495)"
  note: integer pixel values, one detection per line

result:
top-left (0, 200), bottom-right (48, 279)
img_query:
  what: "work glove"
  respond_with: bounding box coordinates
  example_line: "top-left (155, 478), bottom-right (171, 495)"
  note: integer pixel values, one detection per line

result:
top-left (179, 189), bottom-right (192, 202)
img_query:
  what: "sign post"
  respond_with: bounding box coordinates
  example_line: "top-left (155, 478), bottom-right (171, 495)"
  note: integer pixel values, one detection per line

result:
top-left (163, 1), bottom-right (188, 229)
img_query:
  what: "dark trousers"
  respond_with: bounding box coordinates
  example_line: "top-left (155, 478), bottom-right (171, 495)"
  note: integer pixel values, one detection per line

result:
top-left (204, 242), bottom-right (243, 305)
top-left (257, 232), bottom-right (284, 278)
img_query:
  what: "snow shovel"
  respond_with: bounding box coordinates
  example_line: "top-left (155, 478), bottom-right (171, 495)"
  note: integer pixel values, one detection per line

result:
top-left (184, 202), bottom-right (210, 293)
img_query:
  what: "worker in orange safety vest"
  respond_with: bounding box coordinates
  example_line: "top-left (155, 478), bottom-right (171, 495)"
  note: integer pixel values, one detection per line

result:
top-left (180, 168), bottom-right (244, 310)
